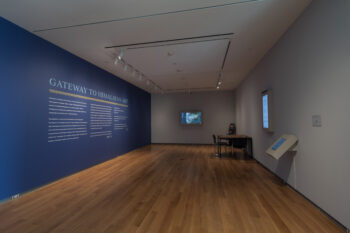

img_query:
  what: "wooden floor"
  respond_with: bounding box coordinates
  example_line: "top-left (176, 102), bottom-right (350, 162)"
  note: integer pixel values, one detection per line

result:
top-left (0, 145), bottom-right (344, 233)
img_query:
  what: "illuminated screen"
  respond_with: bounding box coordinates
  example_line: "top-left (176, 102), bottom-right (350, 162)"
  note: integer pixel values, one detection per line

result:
top-left (272, 138), bottom-right (286, 151)
top-left (181, 112), bottom-right (202, 125)
top-left (262, 94), bottom-right (269, 129)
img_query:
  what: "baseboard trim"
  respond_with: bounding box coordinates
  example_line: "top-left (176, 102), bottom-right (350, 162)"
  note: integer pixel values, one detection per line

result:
top-left (254, 159), bottom-right (347, 232)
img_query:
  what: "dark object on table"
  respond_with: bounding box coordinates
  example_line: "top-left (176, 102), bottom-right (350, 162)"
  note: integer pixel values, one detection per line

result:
top-left (228, 123), bottom-right (236, 135)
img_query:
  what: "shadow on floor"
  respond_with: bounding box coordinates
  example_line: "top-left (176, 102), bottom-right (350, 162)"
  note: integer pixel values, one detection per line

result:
top-left (209, 149), bottom-right (253, 161)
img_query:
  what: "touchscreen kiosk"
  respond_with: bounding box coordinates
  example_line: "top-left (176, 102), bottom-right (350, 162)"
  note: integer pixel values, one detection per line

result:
top-left (266, 134), bottom-right (298, 160)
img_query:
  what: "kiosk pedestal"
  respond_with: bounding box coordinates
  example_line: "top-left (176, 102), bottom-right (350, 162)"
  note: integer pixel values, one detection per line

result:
top-left (266, 134), bottom-right (298, 160)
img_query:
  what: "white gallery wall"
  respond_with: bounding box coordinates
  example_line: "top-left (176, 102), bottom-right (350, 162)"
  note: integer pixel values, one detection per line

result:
top-left (235, 0), bottom-right (350, 228)
top-left (152, 91), bottom-right (235, 144)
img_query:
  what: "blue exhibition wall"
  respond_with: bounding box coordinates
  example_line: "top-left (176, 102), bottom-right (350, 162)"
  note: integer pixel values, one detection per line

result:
top-left (0, 17), bottom-right (151, 200)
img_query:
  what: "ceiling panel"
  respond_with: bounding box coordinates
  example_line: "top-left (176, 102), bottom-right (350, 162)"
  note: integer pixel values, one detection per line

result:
top-left (123, 39), bottom-right (229, 76)
top-left (0, 0), bottom-right (312, 93)
top-left (0, 0), bottom-right (259, 31)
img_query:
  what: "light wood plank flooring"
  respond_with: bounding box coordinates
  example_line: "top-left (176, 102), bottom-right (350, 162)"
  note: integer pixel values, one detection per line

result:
top-left (0, 145), bottom-right (344, 233)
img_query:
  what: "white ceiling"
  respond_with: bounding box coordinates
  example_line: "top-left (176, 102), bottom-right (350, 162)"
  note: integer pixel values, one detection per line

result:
top-left (0, 0), bottom-right (312, 93)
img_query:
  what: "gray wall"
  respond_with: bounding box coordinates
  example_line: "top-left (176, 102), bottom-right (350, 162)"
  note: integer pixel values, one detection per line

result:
top-left (235, 0), bottom-right (350, 229)
top-left (152, 91), bottom-right (235, 144)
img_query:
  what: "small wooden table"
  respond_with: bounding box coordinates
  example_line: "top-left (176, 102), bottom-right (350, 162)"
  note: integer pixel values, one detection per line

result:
top-left (217, 135), bottom-right (253, 158)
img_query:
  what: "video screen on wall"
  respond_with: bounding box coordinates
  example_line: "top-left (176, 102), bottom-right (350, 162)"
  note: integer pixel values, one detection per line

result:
top-left (181, 112), bottom-right (202, 125)
top-left (262, 93), bottom-right (269, 129)
top-left (262, 89), bottom-right (273, 132)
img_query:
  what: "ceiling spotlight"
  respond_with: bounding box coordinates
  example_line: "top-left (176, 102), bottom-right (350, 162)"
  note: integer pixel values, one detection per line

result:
top-left (118, 50), bottom-right (124, 60)
top-left (217, 86), bottom-right (220, 90)
top-left (218, 81), bottom-right (222, 85)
